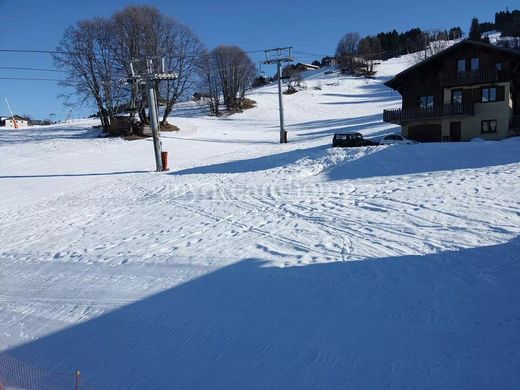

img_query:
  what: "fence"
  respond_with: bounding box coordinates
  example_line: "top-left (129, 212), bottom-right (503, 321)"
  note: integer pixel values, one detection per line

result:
top-left (0, 352), bottom-right (93, 390)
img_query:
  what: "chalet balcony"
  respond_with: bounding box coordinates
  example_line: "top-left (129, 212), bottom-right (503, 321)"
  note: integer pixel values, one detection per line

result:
top-left (438, 69), bottom-right (508, 87)
top-left (383, 103), bottom-right (475, 124)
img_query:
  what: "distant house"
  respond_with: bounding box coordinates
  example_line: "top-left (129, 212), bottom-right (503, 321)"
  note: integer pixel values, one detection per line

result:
top-left (29, 119), bottom-right (53, 126)
top-left (383, 39), bottom-right (520, 142)
top-left (282, 63), bottom-right (321, 79)
top-left (192, 92), bottom-right (212, 101)
top-left (0, 115), bottom-right (30, 128)
top-left (294, 63), bottom-right (320, 72)
top-left (321, 56), bottom-right (338, 67)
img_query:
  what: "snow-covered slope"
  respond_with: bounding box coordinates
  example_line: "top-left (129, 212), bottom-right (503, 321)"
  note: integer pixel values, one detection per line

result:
top-left (1, 57), bottom-right (519, 389)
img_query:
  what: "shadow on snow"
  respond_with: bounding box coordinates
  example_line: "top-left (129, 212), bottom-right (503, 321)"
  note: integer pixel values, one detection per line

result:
top-left (172, 137), bottom-right (520, 179)
top-left (0, 171), bottom-right (149, 179)
top-left (0, 127), bottom-right (102, 144)
top-left (2, 238), bottom-right (520, 389)
top-left (284, 113), bottom-right (383, 131)
top-left (325, 140), bottom-right (520, 181)
top-left (172, 145), bottom-right (328, 175)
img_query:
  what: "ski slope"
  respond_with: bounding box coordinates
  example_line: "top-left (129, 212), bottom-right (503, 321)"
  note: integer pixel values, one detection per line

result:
top-left (1, 56), bottom-right (520, 389)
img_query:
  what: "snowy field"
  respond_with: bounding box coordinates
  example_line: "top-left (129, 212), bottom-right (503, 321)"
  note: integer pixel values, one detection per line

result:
top-left (1, 57), bottom-right (520, 389)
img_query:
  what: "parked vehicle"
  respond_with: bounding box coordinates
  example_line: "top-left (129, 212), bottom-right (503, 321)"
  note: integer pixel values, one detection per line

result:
top-left (332, 133), bottom-right (376, 147)
top-left (379, 134), bottom-right (418, 145)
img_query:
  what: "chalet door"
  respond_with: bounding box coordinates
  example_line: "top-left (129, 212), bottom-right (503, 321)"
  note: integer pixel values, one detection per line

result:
top-left (450, 122), bottom-right (461, 142)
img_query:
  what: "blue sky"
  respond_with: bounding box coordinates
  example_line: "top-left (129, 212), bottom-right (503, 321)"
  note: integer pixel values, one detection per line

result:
top-left (0, 0), bottom-right (514, 120)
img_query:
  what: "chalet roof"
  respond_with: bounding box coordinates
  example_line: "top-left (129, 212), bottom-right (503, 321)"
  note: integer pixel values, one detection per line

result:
top-left (385, 39), bottom-right (520, 89)
top-left (295, 63), bottom-right (320, 69)
top-left (0, 114), bottom-right (29, 121)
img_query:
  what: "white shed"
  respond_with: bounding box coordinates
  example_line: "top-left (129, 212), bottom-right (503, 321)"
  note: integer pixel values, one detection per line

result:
top-left (0, 115), bottom-right (30, 128)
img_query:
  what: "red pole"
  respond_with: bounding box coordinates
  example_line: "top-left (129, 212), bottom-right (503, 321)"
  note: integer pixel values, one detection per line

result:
top-left (161, 151), bottom-right (170, 171)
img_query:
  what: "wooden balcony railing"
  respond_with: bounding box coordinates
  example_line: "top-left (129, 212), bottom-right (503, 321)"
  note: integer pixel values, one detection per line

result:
top-left (438, 69), bottom-right (507, 87)
top-left (383, 103), bottom-right (475, 123)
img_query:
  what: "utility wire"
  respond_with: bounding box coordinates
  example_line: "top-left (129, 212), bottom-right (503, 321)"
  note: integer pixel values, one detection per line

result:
top-left (0, 77), bottom-right (65, 81)
top-left (0, 33), bottom-right (456, 60)
top-left (0, 48), bottom-right (267, 56)
top-left (0, 49), bottom-right (68, 54)
top-left (0, 66), bottom-right (66, 73)
top-left (0, 35), bottom-right (449, 83)
top-left (0, 77), bottom-right (127, 86)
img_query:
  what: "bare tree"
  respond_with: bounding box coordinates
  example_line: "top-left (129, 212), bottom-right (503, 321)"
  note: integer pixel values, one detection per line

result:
top-left (358, 36), bottom-right (382, 77)
top-left (55, 5), bottom-right (205, 131)
top-left (424, 37), bottom-right (450, 60)
top-left (110, 6), bottom-right (168, 125)
top-left (335, 32), bottom-right (360, 57)
top-left (212, 46), bottom-right (256, 112)
top-left (197, 51), bottom-right (222, 116)
top-left (54, 18), bottom-right (123, 130)
top-left (159, 22), bottom-right (205, 125)
top-left (110, 5), bottom-right (205, 126)
top-left (412, 31), bottom-right (450, 63)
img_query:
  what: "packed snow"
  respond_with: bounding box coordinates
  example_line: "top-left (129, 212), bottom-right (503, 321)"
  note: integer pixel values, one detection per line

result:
top-left (1, 55), bottom-right (519, 389)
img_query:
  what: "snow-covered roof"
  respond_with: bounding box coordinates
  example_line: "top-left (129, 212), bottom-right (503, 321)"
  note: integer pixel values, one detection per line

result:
top-left (298, 63), bottom-right (320, 70)
top-left (385, 39), bottom-right (520, 89)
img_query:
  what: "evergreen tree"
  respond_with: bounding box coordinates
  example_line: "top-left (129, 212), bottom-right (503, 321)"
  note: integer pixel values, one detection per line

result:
top-left (400, 28), bottom-right (425, 53)
top-left (449, 27), bottom-right (463, 40)
top-left (479, 22), bottom-right (496, 33)
top-left (468, 17), bottom-right (482, 41)
top-left (495, 9), bottom-right (520, 37)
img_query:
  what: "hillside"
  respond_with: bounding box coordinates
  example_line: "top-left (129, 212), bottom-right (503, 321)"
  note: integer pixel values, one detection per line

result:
top-left (1, 56), bottom-right (520, 389)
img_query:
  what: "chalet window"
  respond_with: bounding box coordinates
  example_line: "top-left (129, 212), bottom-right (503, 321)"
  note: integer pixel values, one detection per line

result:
top-left (457, 59), bottom-right (466, 72)
top-left (481, 87), bottom-right (497, 102)
top-left (451, 89), bottom-right (463, 104)
top-left (481, 120), bottom-right (497, 133)
top-left (470, 57), bottom-right (479, 70)
top-left (419, 95), bottom-right (434, 108)
top-left (495, 62), bottom-right (502, 70)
